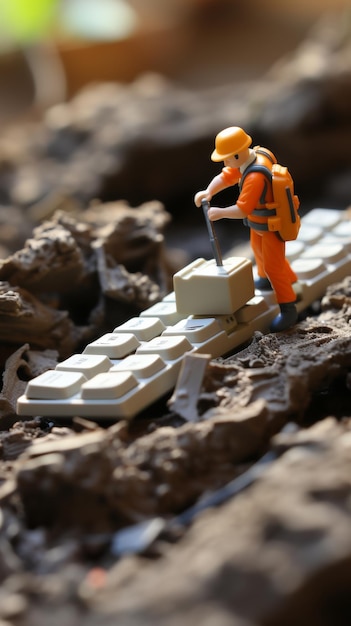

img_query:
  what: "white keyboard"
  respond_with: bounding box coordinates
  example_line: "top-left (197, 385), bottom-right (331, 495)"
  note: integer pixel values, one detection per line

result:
top-left (17, 208), bottom-right (351, 421)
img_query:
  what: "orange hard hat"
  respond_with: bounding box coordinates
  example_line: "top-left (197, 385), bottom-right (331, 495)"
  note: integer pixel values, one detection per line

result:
top-left (211, 127), bottom-right (252, 161)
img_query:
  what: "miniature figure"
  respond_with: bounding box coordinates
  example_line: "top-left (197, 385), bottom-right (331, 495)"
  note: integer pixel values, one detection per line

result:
top-left (195, 126), bottom-right (300, 332)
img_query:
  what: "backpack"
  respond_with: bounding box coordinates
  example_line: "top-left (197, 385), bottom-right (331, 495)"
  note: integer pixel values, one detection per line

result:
top-left (242, 146), bottom-right (300, 242)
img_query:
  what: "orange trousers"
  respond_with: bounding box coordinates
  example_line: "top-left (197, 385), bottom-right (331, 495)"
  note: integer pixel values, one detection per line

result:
top-left (250, 229), bottom-right (297, 304)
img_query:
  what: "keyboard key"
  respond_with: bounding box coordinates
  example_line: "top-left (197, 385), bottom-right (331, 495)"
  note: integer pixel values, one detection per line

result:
top-left (297, 224), bottom-right (323, 245)
top-left (235, 296), bottom-right (269, 323)
top-left (136, 335), bottom-right (193, 360)
top-left (83, 333), bottom-right (140, 358)
top-left (174, 256), bottom-right (254, 316)
top-left (162, 317), bottom-right (222, 342)
top-left (321, 234), bottom-right (351, 253)
top-left (110, 354), bottom-right (166, 378)
top-left (81, 371), bottom-right (138, 400)
top-left (140, 301), bottom-right (186, 325)
top-left (56, 354), bottom-right (111, 379)
top-left (302, 208), bottom-right (342, 229)
top-left (114, 317), bottom-right (166, 341)
top-left (286, 240), bottom-right (305, 262)
top-left (301, 243), bottom-right (345, 264)
top-left (162, 291), bottom-right (176, 302)
top-left (331, 220), bottom-right (351, 239)
top-left (26, 370), bottom-right (87, 400)
top-left (292, 258), bottom-right (326, 279)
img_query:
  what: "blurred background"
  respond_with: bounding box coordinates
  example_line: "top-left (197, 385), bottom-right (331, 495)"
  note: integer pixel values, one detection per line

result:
top-left (0, 0), bottom-right (350, 258)
top-left (0, 0), bottom-right (347, 113)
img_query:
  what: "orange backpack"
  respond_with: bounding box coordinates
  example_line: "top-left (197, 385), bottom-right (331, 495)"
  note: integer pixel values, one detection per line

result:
top-left (243, 146), bottom-right (300, 242)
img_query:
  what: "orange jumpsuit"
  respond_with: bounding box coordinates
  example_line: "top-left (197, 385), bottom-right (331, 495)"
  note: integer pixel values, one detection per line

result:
top-left (221, 161), bottom-right (297, 304)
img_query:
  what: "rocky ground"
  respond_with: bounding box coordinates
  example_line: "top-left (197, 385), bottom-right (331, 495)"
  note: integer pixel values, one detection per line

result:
top-left (0, 14), bottom-right (351, 625)
top-left (0, 277), bottom-right (351, 626)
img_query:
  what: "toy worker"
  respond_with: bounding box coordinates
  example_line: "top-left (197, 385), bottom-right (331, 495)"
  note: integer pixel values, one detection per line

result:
top-left (194, 126), bottom-right (298, 332)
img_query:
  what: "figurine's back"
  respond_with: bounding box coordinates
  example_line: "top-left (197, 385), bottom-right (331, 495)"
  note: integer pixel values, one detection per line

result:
top-left (243, 146), bottom-right (300, 242)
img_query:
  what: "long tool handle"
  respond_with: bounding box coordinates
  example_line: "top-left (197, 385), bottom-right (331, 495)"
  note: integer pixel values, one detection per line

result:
top-left (201, 199), bottom-right (223, 267)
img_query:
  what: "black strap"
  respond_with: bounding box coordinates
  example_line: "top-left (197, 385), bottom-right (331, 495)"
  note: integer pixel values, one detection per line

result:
top-left (240, 157), bottom-right (275, 231)
top-left (239, 162), bottom-right (272, 212)
top-left (245, 219), bottom-right (269, 232)
top-left (252, 208), bottom-right (276, 217)
top-left (254, 148), bottom-right (276, 165)
top-left (240, 163), bottom-right (272, 188)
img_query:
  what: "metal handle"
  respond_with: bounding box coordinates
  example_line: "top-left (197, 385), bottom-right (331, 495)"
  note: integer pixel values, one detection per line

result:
top-left (201, 199), bottom-right (223, 267)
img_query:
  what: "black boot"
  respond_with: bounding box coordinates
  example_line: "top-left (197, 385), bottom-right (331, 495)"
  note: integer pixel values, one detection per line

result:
top-left (270, 302), bottom-right (298, 332)
top-left (254, 277), bottom-right (272, 291)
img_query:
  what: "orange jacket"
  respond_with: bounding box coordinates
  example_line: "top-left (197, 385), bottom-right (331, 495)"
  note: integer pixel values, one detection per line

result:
top-left (220, 149), bottom-right (275, 229)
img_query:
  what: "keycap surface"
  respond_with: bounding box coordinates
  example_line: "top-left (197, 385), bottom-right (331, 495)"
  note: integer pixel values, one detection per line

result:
top-left (114, 317), bottom-right (166, 341)
top-left (83, 333), bottom-right (140, 358)
top-left (81, 371), bottom-right (138, 400)
top-left (56, 354), bottom-right (112, 378)
top-left (110, 354), bottom-right (166, 378)
top-left (26, 370), bottom-right (87, 400)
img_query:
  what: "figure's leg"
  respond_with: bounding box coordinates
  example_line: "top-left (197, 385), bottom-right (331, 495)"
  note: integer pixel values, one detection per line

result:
top-left (251, 230), bottom-right (272, 290)
top-left (251, 229), bottom-right (264, 276)
top-left (261, 233), bottom-right (296, 303)
top-left (284, 257), bottom-right (298, 285)
top-left (260, 232), bottom-right (298, 331)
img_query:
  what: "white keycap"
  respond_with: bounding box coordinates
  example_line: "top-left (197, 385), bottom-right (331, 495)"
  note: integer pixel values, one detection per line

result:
top-left (174, 256), bottom-right (254, 316)
top-left (140, 301), bottom-right (186, 325)
top-left (136, 335), bottom-right (193, 360)
top-left (83, 333), bottom-right (140, 358)
top-left (26, 370), bottom-right (87, 400)
top-left (297, 224), bottom-right (323, 245)
top-left (162, 291), bottom-right (176, 302)
top-left (292, 258), bottom-right (326, 279)
top-left (56, 354), bottom-right (111, 379)
top-left (235, 296), bottom-right (269, 323)
top-left (81, 371), bottom-right (138, 400)
top-left (302, 208), bottom-right (342, 229)
top-left (110, 354), bottom-right (166, 378)
top-left (322, 234), bottom-right (351, 253)
top-left (286, 240), bottom-right (305, 262)
top-left (332, 220), bottom-right (351, 238)
top-left (301, 243), bottom-right (345, 264)
top-left (162, 317), bottom-right (222, 342)
top-left (114, 317), bottom-right (166, 341)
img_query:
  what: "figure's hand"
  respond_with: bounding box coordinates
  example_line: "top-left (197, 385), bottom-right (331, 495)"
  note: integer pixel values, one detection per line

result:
top-left (194, 190), bottom-right (211, 207)
top-left (208, 207), bottom-right (224, 221)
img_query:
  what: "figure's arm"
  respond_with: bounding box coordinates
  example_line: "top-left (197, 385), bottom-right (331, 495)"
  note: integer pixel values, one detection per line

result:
top-left (208, 204), bottom-right (246, 221)
top-left (194, 171), bottom-right (236, 207)
top-left (208, 172), bottom-right (266, 221)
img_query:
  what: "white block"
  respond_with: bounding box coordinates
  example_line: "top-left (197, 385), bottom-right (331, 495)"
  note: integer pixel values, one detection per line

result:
top-left (173, 257), bottom-right (254, 315)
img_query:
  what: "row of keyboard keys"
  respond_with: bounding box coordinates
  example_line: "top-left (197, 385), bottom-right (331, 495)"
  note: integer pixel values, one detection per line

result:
top-left (26, 335), bottom-right (195, 402)
top-left (27, 355), bottom-right (171, 402)
top-left (17, 208), bottom-right (351, 419)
